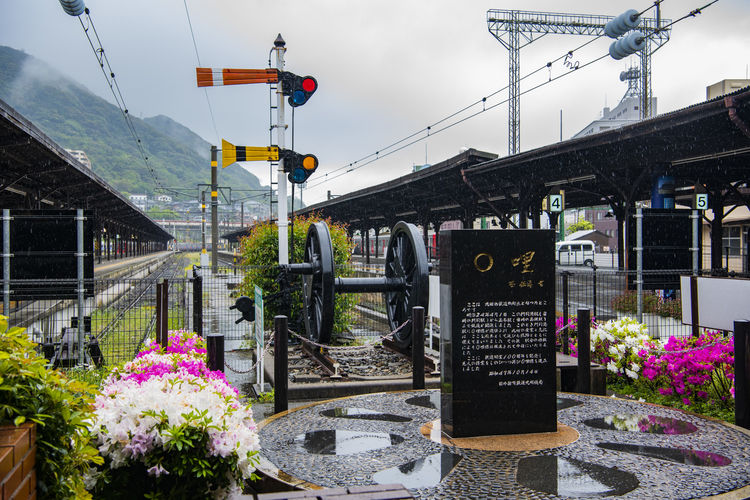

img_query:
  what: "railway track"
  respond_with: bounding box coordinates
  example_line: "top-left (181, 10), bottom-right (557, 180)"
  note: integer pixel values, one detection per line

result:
top-left (7, 252), bottom-right (175, 329)
top-left (289, 334), bottom-right (439, 382)
top-left (95, 254), bottom-right (188, 363)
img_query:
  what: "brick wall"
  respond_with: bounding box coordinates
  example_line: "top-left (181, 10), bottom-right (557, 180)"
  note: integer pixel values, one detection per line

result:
top-left (0, 423), bottom-right (36, 500)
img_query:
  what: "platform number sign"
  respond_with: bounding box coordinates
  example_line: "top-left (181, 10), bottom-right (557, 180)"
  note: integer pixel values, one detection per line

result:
top-left (695, 193), bottom-right (708, 211)
top-left (547, 194), bottom-right (563, 212)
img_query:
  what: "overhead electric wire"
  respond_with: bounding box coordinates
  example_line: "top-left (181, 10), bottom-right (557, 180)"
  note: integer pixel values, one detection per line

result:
top-left (307, 34), bottom-right (606, 188)
top-left (306, 34), bottom-right (605, 189)
top-left (183, 0), bottom-right (221, 145)
top-left (308, 0), bottom-right (720, 190)
top-left (76, 9), bottom-right (173, 194)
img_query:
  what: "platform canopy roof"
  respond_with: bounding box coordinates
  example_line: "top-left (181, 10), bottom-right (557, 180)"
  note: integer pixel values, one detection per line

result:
top-left (294, 86), bottom-right (750, 231)
top-left (0, 98), bottom-right (172, 241)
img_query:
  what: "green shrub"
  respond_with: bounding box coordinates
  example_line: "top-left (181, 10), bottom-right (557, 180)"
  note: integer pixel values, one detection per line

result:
top-left (238, 214), bottom-right (357, 338)
top-left (0, 316), bottom-right (102, 499)
top-left (610, 290), bottom-right (681, 319)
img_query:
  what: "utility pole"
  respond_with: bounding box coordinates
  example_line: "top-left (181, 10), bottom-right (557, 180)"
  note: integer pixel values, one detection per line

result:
top-left (274, 34), bottom-right (289, 265)
top-left (211, 145), bottom-right (219, 273)
top-left (487, 9), bottom-right (670, 155)
top-left (200, 190), bottom-right (208, 267)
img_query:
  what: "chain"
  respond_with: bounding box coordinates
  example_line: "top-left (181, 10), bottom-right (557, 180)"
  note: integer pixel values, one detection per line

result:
top-left (287, 319), bottom-right (413, 352)
top-left (555, 320), bottom-right (577, 335)
top-left (223, 335), bottom-right (274, 374)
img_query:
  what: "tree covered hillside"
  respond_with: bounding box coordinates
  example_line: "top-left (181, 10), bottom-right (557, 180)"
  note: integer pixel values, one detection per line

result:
top-left (0, 45), bottom-right (264, 197)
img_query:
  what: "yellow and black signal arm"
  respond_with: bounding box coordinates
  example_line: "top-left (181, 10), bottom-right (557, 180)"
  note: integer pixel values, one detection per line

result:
top-left (221, 139), bottom-right (279, 168)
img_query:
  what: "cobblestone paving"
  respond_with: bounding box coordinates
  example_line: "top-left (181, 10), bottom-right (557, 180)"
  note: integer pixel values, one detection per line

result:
top-left (258, 390), bottom-right (750, 499)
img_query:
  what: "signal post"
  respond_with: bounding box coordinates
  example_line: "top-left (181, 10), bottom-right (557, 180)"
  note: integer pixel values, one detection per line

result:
top-left (197, 34), bottom-right (318, 266)
top-left (274, 36), bottom-right (288, 265)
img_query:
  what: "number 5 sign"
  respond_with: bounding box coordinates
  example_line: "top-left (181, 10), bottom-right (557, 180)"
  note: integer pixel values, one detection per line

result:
top-left (695, 193), bottom-right (708, 211)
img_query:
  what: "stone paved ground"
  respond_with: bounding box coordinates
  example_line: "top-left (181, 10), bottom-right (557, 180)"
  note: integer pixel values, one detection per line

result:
top-left (258, 390), bottom-right (750, 499)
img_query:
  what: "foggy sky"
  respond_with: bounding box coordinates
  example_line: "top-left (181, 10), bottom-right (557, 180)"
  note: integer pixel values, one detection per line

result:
top-left (1, 0), bottom-right (749, 204)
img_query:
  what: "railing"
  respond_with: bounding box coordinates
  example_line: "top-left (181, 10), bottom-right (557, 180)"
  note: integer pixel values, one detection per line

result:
top-left (2, 275), bottom-right (190, 368)
top-left (7, 256), bottom-right (745, 374)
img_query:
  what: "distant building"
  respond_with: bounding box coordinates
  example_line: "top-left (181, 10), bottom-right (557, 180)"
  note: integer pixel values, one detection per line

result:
top-left (706, 79), bottom-right (750, 99)
top-left (564, 229), bottom-right (610, 250)
top-left (573, 67), bottom-right (656, 139)
top-left (128, 194), bottom-right (148, 211)
top-left (65, 149), bottom-right (92, 169)
top-left (156, 194), bottom-right (172, 203)
top-left (573, 96), bottom-right (656, 138)
top-left (702, 79), bottom-right (750, 272)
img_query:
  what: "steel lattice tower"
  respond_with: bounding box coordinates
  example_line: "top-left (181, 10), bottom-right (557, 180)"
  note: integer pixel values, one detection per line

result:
top-left (487, 9), bottom-right (671, 156)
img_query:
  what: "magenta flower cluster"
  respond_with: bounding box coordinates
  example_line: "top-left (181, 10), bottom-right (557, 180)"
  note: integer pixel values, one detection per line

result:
top-left (138, 329), bottom-right (208, 357)
top-left (107, 331), bottom-right (237, 396)
top-left (641, 330), bottom-right (735, 406)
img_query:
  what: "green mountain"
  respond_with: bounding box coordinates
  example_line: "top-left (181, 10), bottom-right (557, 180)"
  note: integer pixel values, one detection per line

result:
top-left (0, 45), bottom-right (263, 198)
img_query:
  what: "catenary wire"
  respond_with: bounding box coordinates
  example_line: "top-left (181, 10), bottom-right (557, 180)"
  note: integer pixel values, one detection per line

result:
top-left (307, 0), bottom-right (720, 190)
top-left (76, 9), bottom-right (173, 194)
top-left (182, 0), bottom-right (221, 145)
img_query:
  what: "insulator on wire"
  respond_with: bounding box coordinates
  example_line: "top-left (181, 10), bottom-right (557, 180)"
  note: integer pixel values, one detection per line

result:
top-left (604, 9), bottom-right (641, 38)
top-left (608, 30), bottom-right (646, 60)
top-left (58, 0), bottom-right (85, 16)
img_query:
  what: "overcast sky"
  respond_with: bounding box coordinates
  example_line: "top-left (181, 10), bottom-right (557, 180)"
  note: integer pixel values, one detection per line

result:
top-left (2, 0), bottom-right (749, 205)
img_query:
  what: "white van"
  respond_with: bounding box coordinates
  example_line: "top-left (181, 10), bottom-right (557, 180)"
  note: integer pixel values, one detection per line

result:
top-left (556, 240), bottom-right (595, 266)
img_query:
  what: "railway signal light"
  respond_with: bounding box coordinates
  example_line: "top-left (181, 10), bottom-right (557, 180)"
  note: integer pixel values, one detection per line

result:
top-left (280, 72), bottom-right (318, 107)
top-left (282, 150), bottom-right (319, 184)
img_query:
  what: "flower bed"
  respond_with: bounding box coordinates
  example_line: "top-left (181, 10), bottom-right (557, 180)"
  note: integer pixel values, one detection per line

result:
top-left (566, 316), bottom-right (736, 419)
top-left (641, 330), bottom-right (734, 408)
top-left (88, 331), bottom-right (259, 499)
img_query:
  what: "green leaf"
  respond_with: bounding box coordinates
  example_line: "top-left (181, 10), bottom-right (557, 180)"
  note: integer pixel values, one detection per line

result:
top-left (13, 415), bottom-right (25, 426)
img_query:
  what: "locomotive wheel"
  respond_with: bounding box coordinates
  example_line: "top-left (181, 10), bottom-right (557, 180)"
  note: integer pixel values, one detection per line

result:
top-left (303, 222), bottom-right (335, 343)
top-left (385, 221), bottom-right (430, 349)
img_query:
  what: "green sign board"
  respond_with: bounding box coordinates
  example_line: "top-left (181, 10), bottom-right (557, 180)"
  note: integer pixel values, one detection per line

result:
top-left (254, 285), bottom-right (264, 386)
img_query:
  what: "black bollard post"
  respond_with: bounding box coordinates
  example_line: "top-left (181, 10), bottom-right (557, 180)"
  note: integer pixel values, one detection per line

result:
top-left (207, 333), bottom-right (224, 373)
top-left (412, 306), bottom-right (425, 390)
top-left (735, 320), bottom-right (750, 430)
top-left (193, 269), bottom-right (203, 337)
top-left (562, 271), bottom-right (570, 354)
top-left (156, 279), bottom-right (169, 347)
top-left (592, 264), bottom-right (598, 319)
top-left (576, 308), bottom-right (591, 394)
top-left (274, 315), bottom-right (289, 414)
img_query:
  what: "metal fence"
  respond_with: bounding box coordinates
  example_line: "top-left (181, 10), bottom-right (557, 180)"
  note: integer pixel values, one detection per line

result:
top-left (554, 266), bottom-right (744, 340)
top-left (3, 274), bottom-right (190, 369)
top-left (5, 256), bottom-right (742, 374)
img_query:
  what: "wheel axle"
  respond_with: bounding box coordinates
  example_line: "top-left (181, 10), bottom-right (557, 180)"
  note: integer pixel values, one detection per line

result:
top-left (281, 221), bottom-right (429, 348)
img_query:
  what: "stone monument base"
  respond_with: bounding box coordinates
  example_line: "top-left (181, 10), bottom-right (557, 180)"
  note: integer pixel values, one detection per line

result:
top-left (420, 419), bottom-right (579, 451)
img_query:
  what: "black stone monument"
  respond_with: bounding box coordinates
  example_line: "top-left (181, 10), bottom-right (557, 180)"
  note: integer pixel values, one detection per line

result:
top-left (439, 229), bottom-right (556, 437)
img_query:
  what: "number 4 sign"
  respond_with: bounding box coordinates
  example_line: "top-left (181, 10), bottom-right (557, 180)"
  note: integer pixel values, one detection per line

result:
top-left (547, 194), bottom-right (563, 212)
top-left (695, 193), bottom-right (708, 211)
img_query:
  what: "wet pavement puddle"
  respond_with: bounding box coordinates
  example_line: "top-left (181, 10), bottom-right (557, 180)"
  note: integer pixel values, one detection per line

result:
top-left (516, 455), bottom-right (639, 497)
top-left (557, 397), bottom-right (584, 410)
top-left (372, 452), bottom-right (462, 488)
top-left (405, 393), bottom-right (440, 409)
top-left (320, 407), bottom-right (412, 422)
top-left (597, 442), bottom-right (731, 466)
top-left (583, 414), bottom-right (698, 434)
top-left (292, 430), bottom-right (405, 455)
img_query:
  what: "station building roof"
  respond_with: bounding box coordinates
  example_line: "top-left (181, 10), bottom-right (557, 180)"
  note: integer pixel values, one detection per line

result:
top-left (0, 98), bottom-right (172, 241)
top-left (294, 86), bottom-right (750, 230)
